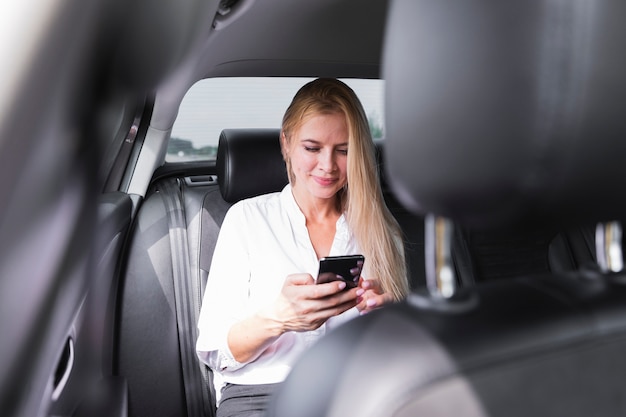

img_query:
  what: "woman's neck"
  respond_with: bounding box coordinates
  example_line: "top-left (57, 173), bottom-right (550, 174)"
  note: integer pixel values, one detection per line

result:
top-left (291, 187), bottom-right (341, 223)
top-left (291, 187), bottom-right (341, 259)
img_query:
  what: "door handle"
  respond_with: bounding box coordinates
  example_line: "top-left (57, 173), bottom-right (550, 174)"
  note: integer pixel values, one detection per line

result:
top-left (51, 337), bottom-right (74, 401)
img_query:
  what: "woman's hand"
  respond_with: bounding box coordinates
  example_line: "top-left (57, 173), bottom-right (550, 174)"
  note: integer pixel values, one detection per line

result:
top-left (356, 279), bottom-right (393, 315)
top-left (228, 273), bottom-right (357, 364)
top-left (262, 273), bottom-right (358, 333)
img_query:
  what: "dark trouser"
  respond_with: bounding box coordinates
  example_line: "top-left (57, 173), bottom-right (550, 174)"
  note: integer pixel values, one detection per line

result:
top-left (217, 383), bottom-right (281, 417)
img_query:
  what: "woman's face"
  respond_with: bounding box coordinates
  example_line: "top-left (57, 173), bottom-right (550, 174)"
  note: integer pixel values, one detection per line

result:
top-left (286, 112), bottom-right (349, 206)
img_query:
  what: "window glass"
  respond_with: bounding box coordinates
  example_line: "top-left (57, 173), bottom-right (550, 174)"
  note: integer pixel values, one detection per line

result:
top-left (168, 77), bottom-right (384, 162)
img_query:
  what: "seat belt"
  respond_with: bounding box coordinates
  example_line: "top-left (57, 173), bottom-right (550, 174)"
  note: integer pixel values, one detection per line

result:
top-left (161, 178), bottom-right (214, 417)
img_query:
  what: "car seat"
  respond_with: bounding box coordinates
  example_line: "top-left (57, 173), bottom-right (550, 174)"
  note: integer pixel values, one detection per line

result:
top-left (265, 1), bottom-right (626, 416)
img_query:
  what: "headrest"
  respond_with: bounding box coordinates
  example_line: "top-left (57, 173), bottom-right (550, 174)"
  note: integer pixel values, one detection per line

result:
top-left (109, 0), bottom-right (219, 90)
top-left (216, 129), bottom-right (289, 203)
top-left (383, 0), bottom-right (626, 229)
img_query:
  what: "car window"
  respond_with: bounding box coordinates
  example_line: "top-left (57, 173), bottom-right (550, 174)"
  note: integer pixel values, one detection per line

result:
top-left (168, 77), bottom-right (384, 162)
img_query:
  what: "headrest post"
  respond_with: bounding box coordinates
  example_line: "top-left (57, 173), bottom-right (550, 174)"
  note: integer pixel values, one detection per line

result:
top-left (595, 221), bottom-right (623, 273)
top-left (425, 214), bottom-right (456, 298)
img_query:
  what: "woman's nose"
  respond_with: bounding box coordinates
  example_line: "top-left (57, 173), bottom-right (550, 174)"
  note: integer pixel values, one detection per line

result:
top-left (318, 149), bottom-right (336, 171)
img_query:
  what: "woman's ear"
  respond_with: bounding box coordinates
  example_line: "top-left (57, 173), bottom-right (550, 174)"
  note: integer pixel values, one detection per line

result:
top-left (280, 131), bottom-right (289, 160)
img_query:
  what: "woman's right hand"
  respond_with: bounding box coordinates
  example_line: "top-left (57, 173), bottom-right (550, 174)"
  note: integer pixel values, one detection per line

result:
top-left (261, 273), bottom-right (358, 333)
top-left (228, 274), bottom-right (358, 364)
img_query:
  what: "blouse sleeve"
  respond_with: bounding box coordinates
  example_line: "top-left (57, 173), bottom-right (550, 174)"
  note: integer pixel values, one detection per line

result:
top-left (196, 202), bottom-right (251, 372)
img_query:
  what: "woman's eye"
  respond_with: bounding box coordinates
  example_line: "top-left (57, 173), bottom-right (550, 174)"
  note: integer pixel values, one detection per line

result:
top-left (337, 148), bottom-right (348, 155)
top-left (304, 146), bottom-right (320, 152)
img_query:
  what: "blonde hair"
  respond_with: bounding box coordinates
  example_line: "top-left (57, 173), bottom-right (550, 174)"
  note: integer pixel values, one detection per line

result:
top-left (281, 78), bottom-right (409, 301)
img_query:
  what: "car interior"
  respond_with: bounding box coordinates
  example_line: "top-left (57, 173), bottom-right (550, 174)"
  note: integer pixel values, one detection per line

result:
top-left (2, 0), bottom-right (626, 417)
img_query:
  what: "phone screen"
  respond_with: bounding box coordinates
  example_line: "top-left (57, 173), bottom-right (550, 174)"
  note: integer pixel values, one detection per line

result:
top-left (317, 255), bottom-right (365, 288)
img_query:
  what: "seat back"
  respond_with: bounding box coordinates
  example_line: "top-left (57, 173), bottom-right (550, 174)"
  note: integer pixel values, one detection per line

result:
top-left (266, 1), bottom-right (626, 416)
top-left (200, 128), bottom-right (290, 289)
top-left (115, 128), bottom-right (289, 417)
top-left (451, 223), bottom-right (598, 286)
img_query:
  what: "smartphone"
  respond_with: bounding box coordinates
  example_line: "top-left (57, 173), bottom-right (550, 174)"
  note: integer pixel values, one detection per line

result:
top-left (317, 254), bottom-right (365, 289)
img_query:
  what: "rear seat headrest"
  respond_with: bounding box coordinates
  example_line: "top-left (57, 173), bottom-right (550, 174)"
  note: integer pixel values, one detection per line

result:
top-left (216, 129), bottom-right (289, 203)
top-left (383, 0), bottom-right (626, 229)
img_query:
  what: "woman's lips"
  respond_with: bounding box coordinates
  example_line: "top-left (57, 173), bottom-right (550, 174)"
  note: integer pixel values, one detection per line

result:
top-left (313, 176), bottom-right (338, 186)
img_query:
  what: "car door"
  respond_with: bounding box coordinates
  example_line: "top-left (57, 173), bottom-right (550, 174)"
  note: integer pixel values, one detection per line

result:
top-left (0, 0), bottom-right (220, 415)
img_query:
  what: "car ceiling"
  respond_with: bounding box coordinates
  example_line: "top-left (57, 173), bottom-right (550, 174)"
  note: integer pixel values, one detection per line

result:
top-left (151, 0), bottom-right (389, 131)
top-left (202, 0), bottom-right (388, 78)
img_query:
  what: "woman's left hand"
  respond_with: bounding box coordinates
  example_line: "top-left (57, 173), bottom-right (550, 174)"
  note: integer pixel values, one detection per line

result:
top-left (356, 279), bottom-right (393, 315)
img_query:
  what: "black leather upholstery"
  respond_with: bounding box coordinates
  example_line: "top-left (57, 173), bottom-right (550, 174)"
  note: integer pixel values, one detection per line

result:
top-left (382, 0), bottom-right (626, 229)
top-left (116, 188), bottom-right (188, 417)
top-left (451, 223), bottom-right (597, 285)
top-left (111, 0), bottom-right (220, 90)
top-left (216, 129), bottom-right (289, 203)
top-left (116, 129), bottom-right (291, 417)
top-left (267, 275), bottom-right (626, 417)
top-left (265, 1), bottom-right (626, 416)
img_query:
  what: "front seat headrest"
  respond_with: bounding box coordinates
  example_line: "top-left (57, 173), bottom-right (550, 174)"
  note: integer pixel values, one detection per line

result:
top-left (109, 0), bottom-right (220, 90)
top-left (216, 128), bottom-right (289, 203)
top-left (383, 0), bottom-right (626, 229)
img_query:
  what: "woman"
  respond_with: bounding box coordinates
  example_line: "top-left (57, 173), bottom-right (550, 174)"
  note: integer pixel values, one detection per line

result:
top-left (196, 78), bottom-right (408, 417)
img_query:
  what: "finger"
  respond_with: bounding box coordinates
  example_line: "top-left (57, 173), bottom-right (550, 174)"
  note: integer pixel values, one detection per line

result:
top-left (317, 272), bottom-right (342, 285)
top-left (359, 278), bottom-right (383, 293)
top-left (309, 280), bottom-right (348, 299)
top-left (356, 292), bottom-right (379, 310)
top-left (297, 293), bottom-right (357, 328)
top-left (357, 292), bottom-right (393, 314)
top-left (285, 273), bottom-right (315, 286)
top-left (357, 298), bottom-right (378, 314)
top-left (317, 296), bottom-right (358, 318)
top-left (334, 286), bottom-right (359, 303)
top-left (315, 286), bottom-right (358, 309)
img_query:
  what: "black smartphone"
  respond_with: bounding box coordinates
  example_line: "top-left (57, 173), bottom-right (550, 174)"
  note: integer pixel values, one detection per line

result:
top-left (317, 254), bottom-right (365, 289)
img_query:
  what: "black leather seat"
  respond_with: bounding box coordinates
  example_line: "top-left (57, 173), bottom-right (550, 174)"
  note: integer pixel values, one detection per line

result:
top-left (198, 129), bottom-right (291, 295)
top-left (265, 1), bottom-right (626, 416)
top-left (216, 129), bottom-right (289, 204)
top-left (115, 128), bottom-right (288, 417)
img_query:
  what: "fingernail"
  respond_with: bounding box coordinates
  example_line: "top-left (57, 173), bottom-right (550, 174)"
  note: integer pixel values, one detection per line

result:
top-left (356, 289), bottom-right (365, 296)
top-left (366, 299), bottom-right (376, 307)
top-left (338, 281), bottom-right (346, 290)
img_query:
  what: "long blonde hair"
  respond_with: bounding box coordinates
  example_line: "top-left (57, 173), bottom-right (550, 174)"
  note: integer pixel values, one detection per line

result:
top-left (281, 78), bottom-right (409, 300)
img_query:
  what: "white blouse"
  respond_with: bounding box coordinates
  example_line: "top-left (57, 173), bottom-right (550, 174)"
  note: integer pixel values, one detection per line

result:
top-left (196, 184), bottom-right (361, 396)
